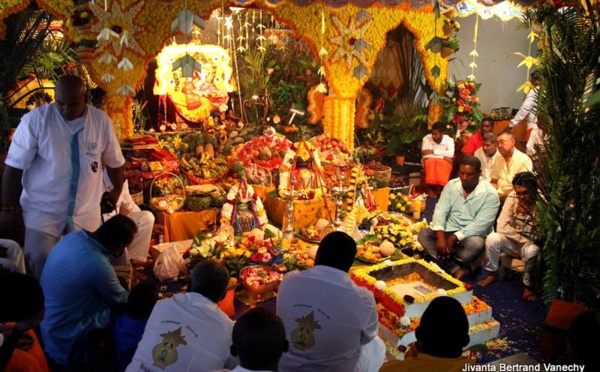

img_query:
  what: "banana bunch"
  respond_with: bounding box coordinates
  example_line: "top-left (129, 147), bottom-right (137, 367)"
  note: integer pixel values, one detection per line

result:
top-left (180, 154), bottom-right (229, 179)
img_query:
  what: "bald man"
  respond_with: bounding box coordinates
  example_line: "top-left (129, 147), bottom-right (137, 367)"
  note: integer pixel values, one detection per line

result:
top-left (1, 75), bottom-right (125, 278)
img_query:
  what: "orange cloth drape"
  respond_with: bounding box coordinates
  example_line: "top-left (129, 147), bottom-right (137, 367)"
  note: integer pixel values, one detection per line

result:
top-left (424, 158), bottom-right (453, 186)
top-left (157, 210), bottom-right (219, 242)
top-left (5, 329), bottom-right (49, 372)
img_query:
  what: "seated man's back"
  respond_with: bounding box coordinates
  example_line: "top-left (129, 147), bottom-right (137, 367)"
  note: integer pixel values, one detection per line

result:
top-left (277, 232), bottom-right (379, 372)
top-left (126, 261), bottom-right (236, 372)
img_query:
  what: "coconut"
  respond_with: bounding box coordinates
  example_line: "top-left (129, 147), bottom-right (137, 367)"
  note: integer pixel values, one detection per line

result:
top-left (247, 228), bottom-right (265, 242)
top-left (379, 241), bottom-right (396, 257)
top-left (315, 218), bottom-right (330, 232)
top-left (308, 245), bottom-right (319, 260)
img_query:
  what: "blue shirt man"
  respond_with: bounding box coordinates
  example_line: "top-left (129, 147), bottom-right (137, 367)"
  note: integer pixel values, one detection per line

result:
top-left (417, 155), bottom-right (499, 280)
top-left (40, 215), bottom-right (137, 367)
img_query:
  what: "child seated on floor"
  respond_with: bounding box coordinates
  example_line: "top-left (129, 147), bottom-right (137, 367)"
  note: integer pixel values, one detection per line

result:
top-left (112, 281), bottom-right (159, 372)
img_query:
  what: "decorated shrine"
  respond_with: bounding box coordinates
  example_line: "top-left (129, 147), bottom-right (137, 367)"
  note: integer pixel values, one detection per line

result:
top-left (3, 0), bottom-right (600, 368)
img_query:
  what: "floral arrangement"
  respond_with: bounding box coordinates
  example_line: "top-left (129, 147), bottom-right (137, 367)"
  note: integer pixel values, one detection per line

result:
top-left (443, 18), bottom-right (461, 34)
top-left (373, 217), bottom-right (427, 254)
top-left (186, 233), bottom-right (282, 278)
top-left (351, 257), bottom-right (468, 314)
top-left (442, 79), bottom-right (484, 136)
top-left (388, 191), bottom-right (413, 215)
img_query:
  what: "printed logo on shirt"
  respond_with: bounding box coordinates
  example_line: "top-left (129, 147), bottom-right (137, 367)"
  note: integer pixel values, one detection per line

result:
top-left (291, 311), bottom-right (321, 350)
top-left (91, 161), bottom-right (98, 173)
top-left (152, 327), bottom-right (187, 369)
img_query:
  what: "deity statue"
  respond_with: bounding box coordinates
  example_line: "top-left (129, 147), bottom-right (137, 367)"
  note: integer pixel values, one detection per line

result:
top-left (278, 140), bottom-right (328, 200)
top-left (221, 163), bottom-right (269, 236)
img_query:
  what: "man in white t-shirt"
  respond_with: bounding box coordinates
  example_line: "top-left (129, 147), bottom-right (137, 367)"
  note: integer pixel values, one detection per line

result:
top-left (126, 261), bottom-right (238, 372)
top-left (276, 231), bottom-right (385, 372)
top-left (474, 132), bottom-right (502, 180)
top-left (1, 75), bottom-right (125, 279)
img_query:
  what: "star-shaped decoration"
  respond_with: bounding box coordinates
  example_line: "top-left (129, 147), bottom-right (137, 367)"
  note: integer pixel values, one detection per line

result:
top-left (90, 0), bottom-right (146, 56)
top-left (328, 14), bottom-right (372, 71)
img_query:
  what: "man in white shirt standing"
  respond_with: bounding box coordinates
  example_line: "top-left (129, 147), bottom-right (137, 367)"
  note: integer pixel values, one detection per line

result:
top-left (0, 75), bottom-right (125, 279)
top-left (421, 122), bottom-right (455, 196)
top-left (277, 231), bottom-right (385, 372)
top-left (474, 132), bottom-right (502, 180)
top-left (126, 260), bottom-right (238, 372)
top-left (509, 71), bottom-right (543, 156)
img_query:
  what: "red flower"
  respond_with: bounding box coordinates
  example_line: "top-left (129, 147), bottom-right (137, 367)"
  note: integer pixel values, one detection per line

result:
top-left (397, 345), bottom-right (408, 353)
top-left (250, 252), bottom-right (263, 262)
top-left (465, 283), bottom-right (474, 291)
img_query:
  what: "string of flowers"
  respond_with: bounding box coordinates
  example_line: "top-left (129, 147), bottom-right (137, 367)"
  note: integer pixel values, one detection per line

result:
top-left (441, 79), bottom-right (484, 137)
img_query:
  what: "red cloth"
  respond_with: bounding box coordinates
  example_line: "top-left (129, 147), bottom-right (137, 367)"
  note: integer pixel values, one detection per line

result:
top-left (461, 131), bottom-right (483, 155)
top-left (424, 158), bottom-right (453, 186)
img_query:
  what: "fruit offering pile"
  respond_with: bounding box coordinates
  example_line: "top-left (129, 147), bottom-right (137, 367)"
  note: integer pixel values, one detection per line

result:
top-left (311, 134), bottom-right (351, 165)
top-left (234, 132), bottom-right (292, 171)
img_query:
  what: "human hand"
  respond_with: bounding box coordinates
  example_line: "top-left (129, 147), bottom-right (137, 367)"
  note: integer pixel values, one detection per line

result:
top-left (106, 189), bottom-right (121, 206)
top-left (435, 236), bottom-right (448, 259)
top-left (152, 224), bottom-right (165, 235)
top-left (100, 192), bottom-right (117, 214)
top-left (442, 235), bottom-right (458, 260)
top-left (516, 203), bottom-right (530, 215)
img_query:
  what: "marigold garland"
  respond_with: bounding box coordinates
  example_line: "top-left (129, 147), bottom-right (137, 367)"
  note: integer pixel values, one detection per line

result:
top-left (2, 0), bottom-right (449, 139)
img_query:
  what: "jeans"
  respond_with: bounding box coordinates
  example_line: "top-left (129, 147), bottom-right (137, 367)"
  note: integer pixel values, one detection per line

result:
top-left (417, 227), bottom-right (485, 275)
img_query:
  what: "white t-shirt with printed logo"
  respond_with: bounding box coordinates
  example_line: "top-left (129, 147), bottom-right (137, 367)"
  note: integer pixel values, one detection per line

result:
top-left (276, 265), bottom-right (379, 372)
top-left (6, 103), bottom-right (124, 235)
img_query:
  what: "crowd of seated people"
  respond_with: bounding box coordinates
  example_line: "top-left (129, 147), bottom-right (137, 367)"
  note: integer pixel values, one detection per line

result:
top-left (0, 75), bottom-right (588, 371)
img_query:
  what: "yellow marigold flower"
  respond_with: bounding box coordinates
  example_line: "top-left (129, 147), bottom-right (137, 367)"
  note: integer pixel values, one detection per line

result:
top-left (401, 207), bottom-right (406, 212)
top-left (389, 194), bottom-right (396, 200)
top-left (400, 239), bottom-right (407, 246)
top-left (390, 236), bottom-right (396, 242)
top-left (245, 251), bottom-right (252, 258)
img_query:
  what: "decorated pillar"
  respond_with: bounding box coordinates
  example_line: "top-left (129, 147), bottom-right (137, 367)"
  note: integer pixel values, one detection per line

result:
top-left (1, 0), bottom-right (448, 139)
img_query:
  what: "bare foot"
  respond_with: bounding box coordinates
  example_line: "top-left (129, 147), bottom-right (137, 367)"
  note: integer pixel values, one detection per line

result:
top-left (477, 273), bottom-right (498, 287)
top-left (523, 286), bottom-right (537, 301)
top-left (453, 269), bottom-right (467, 280)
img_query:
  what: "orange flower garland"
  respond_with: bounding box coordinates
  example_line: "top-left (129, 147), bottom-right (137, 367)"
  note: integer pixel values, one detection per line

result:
top-left (2, 0), bottom-right (449, 139)
top-left (307, 85), bottom-right (326, 124)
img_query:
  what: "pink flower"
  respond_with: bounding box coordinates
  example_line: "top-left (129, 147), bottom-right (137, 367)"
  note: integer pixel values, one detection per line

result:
top-left (261, 252), bottom-right (272, 263)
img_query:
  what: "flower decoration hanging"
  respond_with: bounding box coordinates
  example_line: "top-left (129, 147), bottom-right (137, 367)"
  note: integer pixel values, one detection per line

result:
top-left (90, 0), bottom-right (146, 56)
top-left (328, 12), bottom-right (372, 74)
top-left (441, 79), bottom-right (484, 136)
